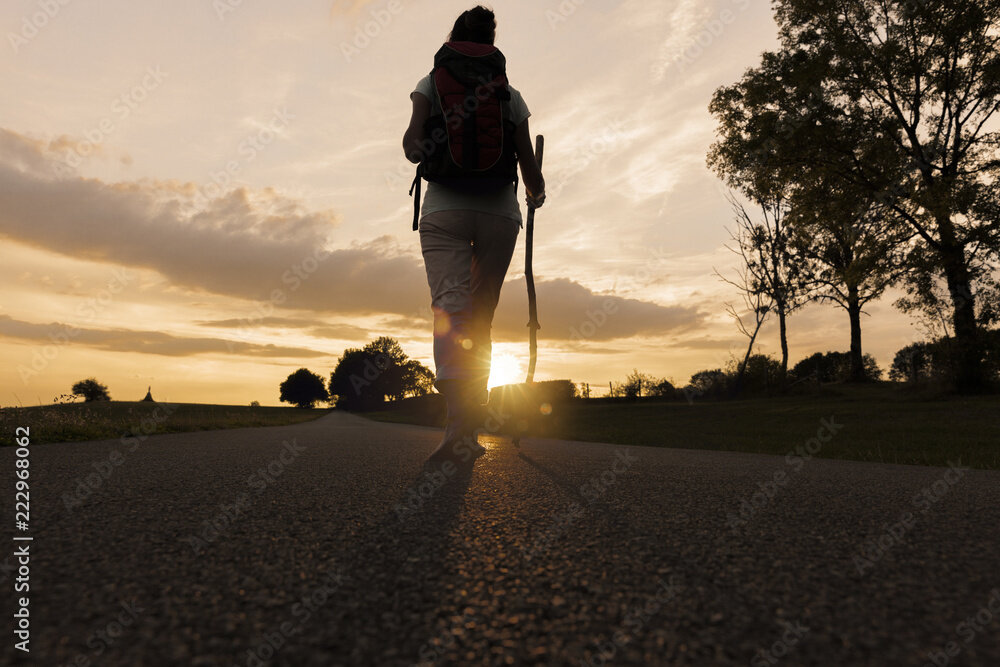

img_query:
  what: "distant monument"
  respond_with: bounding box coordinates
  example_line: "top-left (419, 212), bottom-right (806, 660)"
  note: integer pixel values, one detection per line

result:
top-left (142, 386), bottom-right (155, 402)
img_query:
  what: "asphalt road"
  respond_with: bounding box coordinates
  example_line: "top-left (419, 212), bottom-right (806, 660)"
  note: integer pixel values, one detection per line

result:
top-left (2, 410), bottom-right (999, 666)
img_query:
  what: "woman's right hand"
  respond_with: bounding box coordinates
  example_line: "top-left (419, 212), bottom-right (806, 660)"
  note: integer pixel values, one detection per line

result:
top-left (526, 188), bottom-right (546, 209)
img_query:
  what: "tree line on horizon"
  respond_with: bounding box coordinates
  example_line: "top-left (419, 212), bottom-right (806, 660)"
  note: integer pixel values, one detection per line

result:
top-left (707, 0), bottom-right (1000, 393)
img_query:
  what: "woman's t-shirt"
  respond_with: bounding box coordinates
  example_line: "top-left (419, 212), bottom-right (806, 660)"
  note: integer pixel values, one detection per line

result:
top-left (411, 74), bottom-right (530, 225)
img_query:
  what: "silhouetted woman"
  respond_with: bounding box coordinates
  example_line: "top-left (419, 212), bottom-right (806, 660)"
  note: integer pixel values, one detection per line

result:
top-left (403, 6), bottom-right (545, 465)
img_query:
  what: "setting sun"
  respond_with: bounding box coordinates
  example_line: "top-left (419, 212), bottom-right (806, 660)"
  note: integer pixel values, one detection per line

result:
top-left (487, 351), bottom-right (524, 389)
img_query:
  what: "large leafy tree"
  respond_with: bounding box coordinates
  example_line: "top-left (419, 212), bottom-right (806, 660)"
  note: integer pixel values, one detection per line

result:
top-left (710, 45), bottom-right (913, 382)
top-left (381, 359), bottom-right (436, 402)
top-left (279, 368), bottom-right (329, 409)
top-left (768, 0), bottom-right (1000, 391)
top-left (329, 337), bottom-right (434, 409)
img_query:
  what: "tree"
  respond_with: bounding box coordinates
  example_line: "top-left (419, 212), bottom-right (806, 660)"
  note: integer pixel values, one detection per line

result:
top-left (689, 369), bottom-right (729, 398)
top-left (889, 342), bottom-right (936, 383)
top-left (895, 252), bottom-right (1000, 339)
top-left (792, 351), bottom-right (883, 382)
top-left (364, 336), bottom-right (408, 368)
top-left (381, 359), bottom-right (435, 402)
top-left (787, 176), bottom-right (912, 380)
top-left (71, 378), bottom-right (110, 402)
top-left (726, 194), bottom-right (806, 374)
top-left (279, 368), bottom-right (329, 409)
top-left (623, 369), bottom-right (654, 399)
top-left (722, 275), bottom-right (772, 395)
top-left (707, 89), bottom-right (807, 377)
top-left (758, 0), bottom-right (1000, 391)
top-left (709, 45), bottom-right (910, 383)
top-left (328, 337), bottom-right (433, 410)
top-left (727, 354), bottom-right (785, 395)
top-left (889, 330), bottom-right (1000, 386)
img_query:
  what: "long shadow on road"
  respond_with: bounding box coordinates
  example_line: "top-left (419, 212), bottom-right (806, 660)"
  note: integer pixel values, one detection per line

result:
top-left (284, 459), bottom-right (475, 665)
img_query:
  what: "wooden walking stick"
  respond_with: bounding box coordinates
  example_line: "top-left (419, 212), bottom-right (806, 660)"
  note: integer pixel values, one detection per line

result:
top-left (525, 134), bottom-right (543, 383)
top-left (513, 134), bottom-right (544, 448)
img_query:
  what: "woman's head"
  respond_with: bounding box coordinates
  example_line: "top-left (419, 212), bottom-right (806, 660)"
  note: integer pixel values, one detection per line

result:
top-left (449, 5), bottom-right (496, 45)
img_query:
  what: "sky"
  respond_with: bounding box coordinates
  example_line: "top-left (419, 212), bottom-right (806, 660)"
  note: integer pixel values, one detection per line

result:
top-left (0, 0), bottom-right (924, 406)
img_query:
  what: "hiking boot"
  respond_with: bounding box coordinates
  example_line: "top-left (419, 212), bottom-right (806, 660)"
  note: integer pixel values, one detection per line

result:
top-left (428, 378), bottom-right (488, 465)
top-left (424, 434), bottom-right (486, 468)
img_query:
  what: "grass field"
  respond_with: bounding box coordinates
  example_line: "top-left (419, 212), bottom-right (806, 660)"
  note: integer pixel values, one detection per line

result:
top-left (366, 384), bottom-right (1000, 470)
top-left (5, 387), bottom-right (996, 470)
top-left (0, 401), bottom-right (328, 446)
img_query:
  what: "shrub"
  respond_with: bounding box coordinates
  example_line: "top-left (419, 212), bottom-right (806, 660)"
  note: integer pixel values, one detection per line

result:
top-left (890, 331), bottom-right (1000, 389)
top-left (791, 352), bottom-right (883, 383)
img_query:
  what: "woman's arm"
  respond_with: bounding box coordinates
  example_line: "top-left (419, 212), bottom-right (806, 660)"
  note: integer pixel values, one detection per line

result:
top-left (514, 117), bottom-right (545, 206)
top-left (402, 93), bottom-right (431, 164)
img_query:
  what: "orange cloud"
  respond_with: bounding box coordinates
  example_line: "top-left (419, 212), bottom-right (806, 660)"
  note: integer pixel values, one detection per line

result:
top-left (0, 315), bottom-right (325, 359)
top-left (0, 127), bottom-right (703, 343)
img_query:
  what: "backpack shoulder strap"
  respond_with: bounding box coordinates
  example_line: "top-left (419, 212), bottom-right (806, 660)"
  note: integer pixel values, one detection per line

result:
top-left (409, 164), bottom-right (421, 231)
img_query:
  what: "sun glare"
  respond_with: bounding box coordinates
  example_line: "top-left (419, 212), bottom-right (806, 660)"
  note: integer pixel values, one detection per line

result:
top-left (488, 352), bottom-right (524, 389)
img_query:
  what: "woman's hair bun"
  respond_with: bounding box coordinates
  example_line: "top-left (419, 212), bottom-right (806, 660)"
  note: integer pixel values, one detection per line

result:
top-left (450, 5), bottom-right (496, 44)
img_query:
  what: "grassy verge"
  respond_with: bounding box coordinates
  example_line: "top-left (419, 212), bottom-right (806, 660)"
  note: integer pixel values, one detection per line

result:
top-left (0, 401), bottom-right (329, 446)
top-left (365, 385), bottom-right (1000, 470)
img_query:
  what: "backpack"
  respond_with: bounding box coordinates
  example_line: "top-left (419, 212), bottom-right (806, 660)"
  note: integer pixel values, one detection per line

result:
top-left (409, 41), bottom-right (519, 230)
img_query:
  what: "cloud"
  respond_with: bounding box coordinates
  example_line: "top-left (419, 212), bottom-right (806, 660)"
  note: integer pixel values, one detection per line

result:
top-left (0, 128), bottom-right (429, 315)
top-left (493, 277), bottom-right (704, 342)
top-left (672, 336), bottom-right (736, 350)
top-left (0, 127), bottom-right (702, 342)
top-left (0, 315), bottom-right (325, 358)
top-left (197, 315), bottom-right (369, 340)
top-left (0, 129), bottom-right (95, 178)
